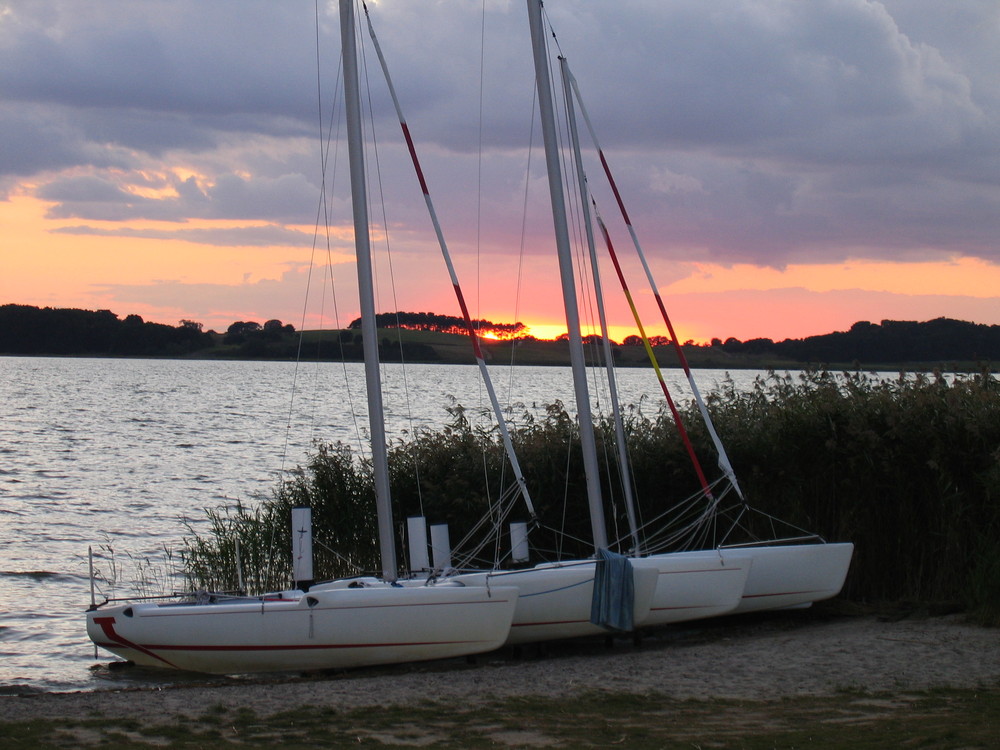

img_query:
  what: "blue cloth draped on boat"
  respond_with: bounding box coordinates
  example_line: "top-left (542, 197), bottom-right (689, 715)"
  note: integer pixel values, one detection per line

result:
top-left (590, 548), bottom-right (635, 631)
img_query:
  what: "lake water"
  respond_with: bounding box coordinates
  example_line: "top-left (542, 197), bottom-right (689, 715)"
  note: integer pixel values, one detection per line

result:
top-left (0, 355), bottom-right (771, 693)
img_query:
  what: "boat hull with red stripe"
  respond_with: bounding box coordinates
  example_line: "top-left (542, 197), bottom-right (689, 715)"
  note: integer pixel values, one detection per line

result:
top-left (452, 561), bottom-right (659, 645)
top-left (86, 583), bottom-right (518, 674)
top-left (727, 542), bottom-right (854, 613)
top-left (633, 549), bottom-right (752, 626)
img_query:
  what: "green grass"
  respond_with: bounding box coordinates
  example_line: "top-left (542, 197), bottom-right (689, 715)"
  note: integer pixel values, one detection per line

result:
top-left (2, 687), bottom-right (998, 748)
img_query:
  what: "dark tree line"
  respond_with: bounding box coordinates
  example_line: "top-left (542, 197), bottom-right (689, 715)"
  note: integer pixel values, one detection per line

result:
top-left (185, 371), bottom-right (1000, 621)
top-left (709, 318), bottom-right (1000, 363)
top-left (347, 311), bottom-right (526, 339)
top-left (0, 304), bottom-right (213, 356)
top-left (552, 318), bottom-right (1000, 365)
top-left (3, 304), bottom-right (997, 364)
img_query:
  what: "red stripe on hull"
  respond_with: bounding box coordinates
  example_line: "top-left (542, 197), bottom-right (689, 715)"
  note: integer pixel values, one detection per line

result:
top-left (93, 639), bottom-right (491, 653)
top-left (743, 589), bottom-right (825, 600)
top-left (92, 616), bottom-right (179, 668)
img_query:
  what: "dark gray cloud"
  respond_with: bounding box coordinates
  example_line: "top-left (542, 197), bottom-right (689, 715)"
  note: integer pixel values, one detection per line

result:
top-left (51, 223), bottom-right (318, 248)
top-left (39, 174), bottom-right (130, 203)
top-left (0, 0), bottom-right (321, 183)
top-left (0, 1), bottom-right (320, 118)
top-left (0, 0), bottom-right (998, 268)
top-left (36, 166), bottom-right (323, 222)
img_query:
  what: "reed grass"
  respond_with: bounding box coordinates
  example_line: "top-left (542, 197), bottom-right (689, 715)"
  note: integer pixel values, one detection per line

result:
top-left (181, 368), bottom-right (1000, 620)
top-left (89, 539), bottom-right (183, 602)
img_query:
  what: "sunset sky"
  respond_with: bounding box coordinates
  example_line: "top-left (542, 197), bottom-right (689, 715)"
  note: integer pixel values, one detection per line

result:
top-left (2, 0), bottom-right (999, 344)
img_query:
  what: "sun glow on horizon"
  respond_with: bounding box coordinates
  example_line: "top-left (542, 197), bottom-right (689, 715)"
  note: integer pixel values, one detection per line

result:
top-left (522, 323), bottom-right (566, 341)
top-left (4, 188), bottom-right (1000, 344)
top-left (520, 322), bottom-right (674, 344)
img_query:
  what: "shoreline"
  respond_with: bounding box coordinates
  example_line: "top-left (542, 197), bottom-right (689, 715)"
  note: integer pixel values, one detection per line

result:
top-left (2, 351), bottom-right (990, 373)
top-left (4, 611), bottom-right (998, 724)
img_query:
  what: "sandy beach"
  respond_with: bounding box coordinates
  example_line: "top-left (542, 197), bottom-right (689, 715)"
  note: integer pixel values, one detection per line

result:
top-left (3, 611), bottom-right (998, 725)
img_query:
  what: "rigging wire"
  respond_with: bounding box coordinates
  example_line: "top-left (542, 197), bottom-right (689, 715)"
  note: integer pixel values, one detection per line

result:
top-left (562, 59), bottom-right (745, 505)
top-left (541, 10), bottom-right (644, 554)
top-left (356, 2), bottom-right (427, 520)
top-left (266, 0), bottom-right (364, 592)
top-left (360, 1), bottom-right (544, 566)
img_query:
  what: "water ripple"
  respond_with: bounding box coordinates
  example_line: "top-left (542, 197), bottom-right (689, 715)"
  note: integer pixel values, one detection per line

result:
top-left (0, 355), bottom-right (763, 692)
top-left (0, 571), bottom-right (69, 581)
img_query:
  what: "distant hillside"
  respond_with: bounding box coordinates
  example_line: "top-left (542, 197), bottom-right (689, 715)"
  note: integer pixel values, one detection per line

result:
top-left (1, 304), bottom-right (997, 369)
top-left (714, 318), bottom-right (1000, 367)
top-left (0, 304), bottom-right (213, 357)
top-left (346, 311), bottom-right (526, 339)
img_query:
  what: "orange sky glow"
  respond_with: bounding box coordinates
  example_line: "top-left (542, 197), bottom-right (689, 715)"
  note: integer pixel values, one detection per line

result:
top-left (5, 192), bottom-right (1000, 345)
top-left (4, 2), bottom-right (1000, 348)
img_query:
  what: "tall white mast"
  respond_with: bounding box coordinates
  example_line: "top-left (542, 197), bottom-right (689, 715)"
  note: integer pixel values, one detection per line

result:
top-left (559, 55), bottom-right (641, 554)
top-left (565, 63), bottom-right (743, 502)
top-left (526, 0), bottom-right (608, 552)
top-left (362, 7), bottom-right (537, 521)
top-left (339, 0), bottom-right (397, 581)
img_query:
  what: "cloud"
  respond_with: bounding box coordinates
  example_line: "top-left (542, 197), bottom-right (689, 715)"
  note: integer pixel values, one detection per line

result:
top-left (203, 172), bottom-right (323, 222)
top-left (0, 1), bottom-right (320, 121)
top-left (51, 223), bottom-right (318, 248)
top-left (36, 167), bottom-right (324, 223)
top-left (539, 0), bottom-right (999, 266)
top-left (0, 0), bottom-right (998, 270)
top-left (39, 174), bottom-right (132, 203)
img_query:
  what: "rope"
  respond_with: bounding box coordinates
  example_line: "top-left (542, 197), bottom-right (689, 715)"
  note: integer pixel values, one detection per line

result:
top-left (361, 2), bottom-right (537, 521)
top-left (564, 60), bottom-right (745, 502)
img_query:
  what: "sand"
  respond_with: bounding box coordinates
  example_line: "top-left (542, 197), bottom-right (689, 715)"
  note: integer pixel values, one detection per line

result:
top-left (3, 612), bottom-right (999, 724)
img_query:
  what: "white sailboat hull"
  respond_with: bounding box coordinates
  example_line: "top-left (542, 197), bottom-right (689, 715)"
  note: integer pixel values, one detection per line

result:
top-left (724, 542), bottom-right (855, 613)
top-left (633, 550), bottom-right (752, 626)
top-left (453, 562), bottom-right (659, 645)
top-left (445, 550), bottom-right (753, 645)
top-left (87, 584), bottom-right (518, 674)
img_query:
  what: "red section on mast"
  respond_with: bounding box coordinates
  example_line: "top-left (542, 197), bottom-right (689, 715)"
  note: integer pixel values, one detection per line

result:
top-left (600, 151), bottom-right (632, 226)
top-left (401, 123), bottom-right (430, 197)
top-left (453, 283), bottom-right (485, 360)
top-left (597, 215), bottom-right (713, 498)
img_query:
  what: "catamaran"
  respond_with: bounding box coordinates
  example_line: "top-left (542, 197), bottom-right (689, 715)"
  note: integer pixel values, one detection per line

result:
top-left (84, 0), bottom-right (519, 675)
top-left (552, 30), bottom-right (853, 616)
top-left (370, 0), bottom-right (753, 643)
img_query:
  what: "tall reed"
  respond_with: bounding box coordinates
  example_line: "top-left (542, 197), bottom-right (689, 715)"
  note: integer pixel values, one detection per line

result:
top-left (181, 369), bottom-right (1000, 620)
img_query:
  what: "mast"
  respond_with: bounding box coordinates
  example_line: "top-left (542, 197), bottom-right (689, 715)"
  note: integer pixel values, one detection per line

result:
top-left (526, 0), bottom-right (608, 552)
top-left (362, 5), bottom-right (537, 521)
top-left (564, 63), bottom-right (743, 501)
top-left (339, 0), bottom-right (397, 581)
top-left (559, 55), bottom-right (641, 554)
